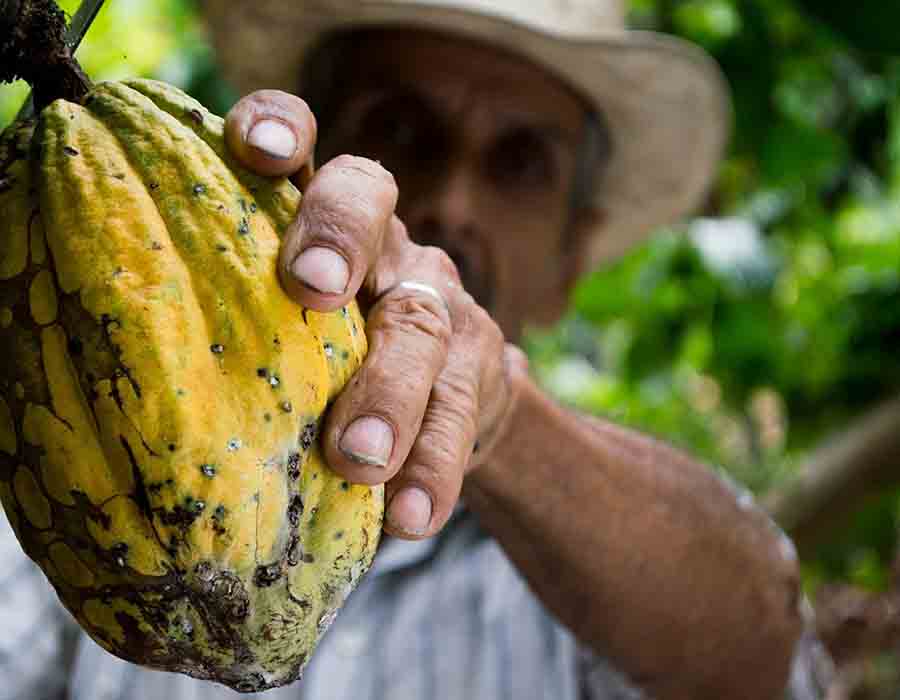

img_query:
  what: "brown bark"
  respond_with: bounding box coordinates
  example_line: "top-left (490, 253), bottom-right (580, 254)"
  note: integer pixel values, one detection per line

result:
top-left (0, 0), bottom-right (91, 110)
top-left (763, 395), bottom-right (900, 556)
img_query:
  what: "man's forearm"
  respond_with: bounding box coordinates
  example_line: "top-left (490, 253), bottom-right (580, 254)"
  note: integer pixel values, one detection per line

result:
top-left (463, 371), bottom-right (803, 700)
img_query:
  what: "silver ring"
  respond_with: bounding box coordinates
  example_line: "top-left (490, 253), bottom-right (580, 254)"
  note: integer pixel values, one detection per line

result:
top-left (389, 280), bottom-right (451, 314)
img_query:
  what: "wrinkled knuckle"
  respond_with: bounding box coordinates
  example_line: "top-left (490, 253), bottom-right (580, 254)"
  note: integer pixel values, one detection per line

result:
top-left (381, 298), bottom-right (452, 348)
top-left (361, 360), bottom-right (392, 390)
top-left (305, 191), bottom-right (374, 252)
top-left (441, 378), bottom-right (479, 425)
top-left (333, 154), bottom-right (397, 194)
top-left (421, 245), bottom-right (461, 283)
top-left (483, 313), bottom-right (506, 352)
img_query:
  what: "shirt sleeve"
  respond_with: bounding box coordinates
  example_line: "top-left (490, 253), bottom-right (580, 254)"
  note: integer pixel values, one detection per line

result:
top-left (784, 607), bottom-right (835, 700)
top-left (577, 646), bottom-right (648, 700)
top-left (0, 510), bottom-right (80, 700)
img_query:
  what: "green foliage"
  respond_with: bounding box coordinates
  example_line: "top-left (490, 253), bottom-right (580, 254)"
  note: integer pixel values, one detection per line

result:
top-left (530, 0), bottom-right (900, 589)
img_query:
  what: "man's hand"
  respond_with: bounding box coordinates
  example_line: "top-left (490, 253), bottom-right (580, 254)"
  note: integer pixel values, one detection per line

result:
top-left (224, 90), bottom-right (527, 540)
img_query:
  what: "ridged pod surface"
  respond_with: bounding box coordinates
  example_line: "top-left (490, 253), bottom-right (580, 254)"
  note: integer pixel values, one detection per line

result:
top-left (0, 79), bottom-right (383, 692)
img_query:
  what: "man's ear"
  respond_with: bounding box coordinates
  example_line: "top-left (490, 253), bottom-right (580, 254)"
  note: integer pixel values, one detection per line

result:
top-left (561, 206), bottom-right (606, 288)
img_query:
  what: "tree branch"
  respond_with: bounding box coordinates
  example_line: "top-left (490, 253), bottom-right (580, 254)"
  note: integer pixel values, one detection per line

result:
top-left (763, 394), bottom-right (900, 555)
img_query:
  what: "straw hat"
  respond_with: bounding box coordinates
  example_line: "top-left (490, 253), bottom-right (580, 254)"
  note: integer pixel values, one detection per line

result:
top-left (200, 0), bottom-right (731, 267)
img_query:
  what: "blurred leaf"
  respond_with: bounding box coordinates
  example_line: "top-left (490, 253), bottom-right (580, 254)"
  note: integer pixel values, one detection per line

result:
top-left (795, 0), bottom-right (900, 54)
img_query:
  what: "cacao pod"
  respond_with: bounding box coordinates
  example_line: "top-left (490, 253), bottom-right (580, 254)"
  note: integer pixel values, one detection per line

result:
top-left (0, 79), bottom-right (383, 692)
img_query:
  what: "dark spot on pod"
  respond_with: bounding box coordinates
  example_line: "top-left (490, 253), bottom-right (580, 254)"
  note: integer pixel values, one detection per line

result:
top-left (210, 343), bottom-right (224, 354)
top-left (323, 342), bottom-right (334, 357)
top-left (303, 553), bottom-right (315, 563)
top-left (110, 542), bottom-right (128, 567)
top-left (257, 368), bottom-right (268, 378)
top-left (190, 498), bottom-right (206, 514)
top-left (114, 173), bottom-right (126, 180)
top-left (230, 598), bottom-right (249, 621)
top-left (176, 388), bottom-right (186, 397)
top-left (149, 182), bottom-right (160, 190)
top-left (160, 500), bottom-right (203, 527)
top-left (341, 481), bottom-right (349, 491)
top-left (341, 307), bottom-right (349, 318)
top-left (175, 617), bottom-right (194, 639)
top-left (300, 421), bottom-right (317, 450)
top-left (264, 412), bottom-right (272, 422)
top-left (341, 350), bottom-right (350, 360)
top-left (216, 244), bottom-right (228, 252)
top-left (239, 198), bottom-right (247, 213)
top-left (334, 530), bottom-right (344, 540)
top-left (168, 443), bottom-right (176, 452)
top-left (287, 452), bottom-right (301, 481)
top-left (273, 335), bottom-right (281, 346)
top-left (165, 478), bottom-right (174, 485)
top-left (254, 562), bottom-right (283, 587)
top-left (281, 401), bottom-right (293, 413)
top-left (194, 561), bottom-right (214, 581)
top-left (249, 202), bottom-right (257, 213)
top-left (235, 674), bottom-right (265, 693)
top-left (238, 218), bottom-right (249, 235)
top-left (67, 337), bottom-right (83, 356)
top-left (211, 505), bottom-right (227, 535)
top-left (192, 183), bottom-right (206, 196)
top-left (200, 463), bottom-right (216, 477)
top-left (287, 536), bottom-right (302, 566)
top-left (188, 108), bottom-right (203, 124)
top-left (151, 241), bottom-right (163, 250)
top-left (268, 374), bottom-right (280, 388)
top-left (288, 494), bottom-right (304, 526)
top-left (63, 146), bottom-right (79, 156)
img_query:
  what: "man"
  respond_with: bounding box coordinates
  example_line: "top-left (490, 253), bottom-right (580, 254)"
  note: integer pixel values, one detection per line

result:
top-left (0, 1), bottom-right (833, 698)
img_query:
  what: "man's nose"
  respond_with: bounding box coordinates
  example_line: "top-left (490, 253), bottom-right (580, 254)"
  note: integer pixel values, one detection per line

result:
top-left (404, 164), bottom-right (494, 309)
top-left (406, 162), bottom-right (477, 243)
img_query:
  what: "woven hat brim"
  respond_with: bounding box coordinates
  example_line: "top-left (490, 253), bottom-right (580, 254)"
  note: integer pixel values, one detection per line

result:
top-left (202, 1), bottom-right (731, 268)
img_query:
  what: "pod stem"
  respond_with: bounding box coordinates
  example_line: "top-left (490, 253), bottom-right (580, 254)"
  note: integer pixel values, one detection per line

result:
top-left (0, 0), bottom-right (92, 112)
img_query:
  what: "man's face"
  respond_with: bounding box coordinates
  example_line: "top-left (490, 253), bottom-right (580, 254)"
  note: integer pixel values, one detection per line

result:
top-left (315, 31), bottom-right (592, 341)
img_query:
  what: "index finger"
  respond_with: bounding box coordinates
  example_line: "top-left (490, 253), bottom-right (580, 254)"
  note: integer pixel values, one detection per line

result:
top-left (224, 89), bottom-right (316, 182)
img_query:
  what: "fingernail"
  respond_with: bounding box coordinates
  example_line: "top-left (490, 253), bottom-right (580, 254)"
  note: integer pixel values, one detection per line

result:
top-left (387, 487), bottom-right (433, 535)
top-left (247, 119), bottom-right (296, 160)
top-left (339, 416), bottom-right (394, 467)
top-left (291, 246), bottom-right (350, 294)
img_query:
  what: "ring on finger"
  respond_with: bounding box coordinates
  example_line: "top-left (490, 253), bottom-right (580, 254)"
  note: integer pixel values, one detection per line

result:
top-left (380, 280), bottom-right (452, 315)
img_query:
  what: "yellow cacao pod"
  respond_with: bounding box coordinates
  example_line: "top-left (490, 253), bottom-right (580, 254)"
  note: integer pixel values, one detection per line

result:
top-left (0, 79), bottom-right (383, 692)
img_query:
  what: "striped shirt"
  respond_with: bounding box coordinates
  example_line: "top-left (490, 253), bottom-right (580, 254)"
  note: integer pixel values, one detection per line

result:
top-left (0, 506), bottom-right (831, 700)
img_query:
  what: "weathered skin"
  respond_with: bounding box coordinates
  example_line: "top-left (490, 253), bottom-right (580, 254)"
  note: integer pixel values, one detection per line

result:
top-left (0, 79), bottom-right (383, 693)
